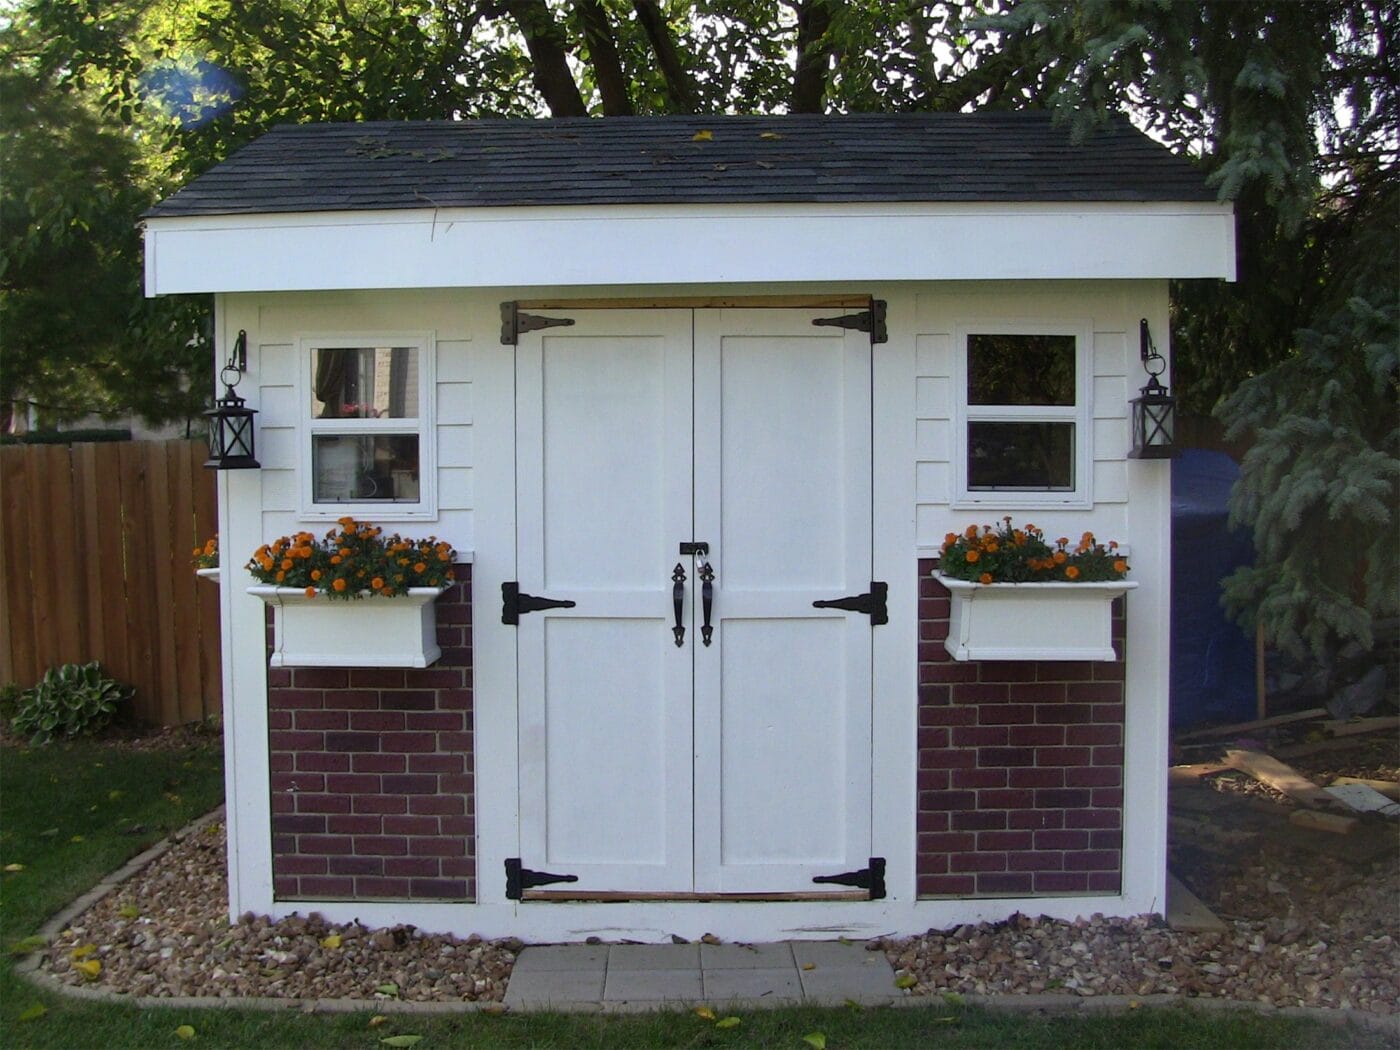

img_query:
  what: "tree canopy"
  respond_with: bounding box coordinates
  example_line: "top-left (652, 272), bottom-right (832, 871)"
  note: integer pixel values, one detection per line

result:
top-left (4, 0), bottom-right (1395, 657)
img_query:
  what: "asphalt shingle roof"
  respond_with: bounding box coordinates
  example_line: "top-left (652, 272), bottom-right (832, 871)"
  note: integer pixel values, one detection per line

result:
top-left (146, 113), bottom-right (1216, 218)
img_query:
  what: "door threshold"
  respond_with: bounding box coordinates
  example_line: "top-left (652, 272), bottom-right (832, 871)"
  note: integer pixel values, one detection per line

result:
top-left (522, 889), bottom-right (868, 903)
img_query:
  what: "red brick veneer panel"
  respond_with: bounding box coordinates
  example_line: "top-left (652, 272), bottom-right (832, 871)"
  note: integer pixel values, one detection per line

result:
top-left (267, 564), bottom-right (474, 902)
top-left (917, 559), bottom-right (1124, 898)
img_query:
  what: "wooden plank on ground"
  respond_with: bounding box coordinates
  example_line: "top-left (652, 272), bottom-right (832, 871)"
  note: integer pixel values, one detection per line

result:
top-left (1288, 809), bottom-right (1357, 835)
top-left (1176, 707), bottom-right (1328, 743)
top-left (1169, 762), bottom-right (1233, 787)
top-left (1166, 872), bottom-right (1227, 933)
top-left (1321, 716), bottom-right (1400, 738)
top-left (1330, 777), bottom-right (1400, 801)
top-left (1223, 749), bottom-right (1350, 811)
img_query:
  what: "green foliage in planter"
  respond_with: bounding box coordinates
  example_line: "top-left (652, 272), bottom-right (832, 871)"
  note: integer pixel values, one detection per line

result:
top-left (10, 663), bottom-right (133, 745)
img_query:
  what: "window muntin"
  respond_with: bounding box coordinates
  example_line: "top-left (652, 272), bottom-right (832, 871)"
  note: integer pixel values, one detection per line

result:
top-left (299, 335), bottom-right (435, 519)
top-left (955, 325), bottom-right (1091, 508)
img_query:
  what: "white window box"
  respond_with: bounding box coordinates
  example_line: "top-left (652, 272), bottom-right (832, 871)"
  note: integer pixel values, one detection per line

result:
top-left (196, 568), bottom-right (221, 582)
top-left (936, 573), bottom-right (1136, 662)
top-left (248, 585), bottom-right (448, 668)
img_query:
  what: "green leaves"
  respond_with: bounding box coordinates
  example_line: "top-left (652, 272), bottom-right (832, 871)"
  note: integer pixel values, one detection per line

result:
top-left (10, 662), bottom-right (133, 745)
top-left (379, 1037), bottom-right (423, 1048)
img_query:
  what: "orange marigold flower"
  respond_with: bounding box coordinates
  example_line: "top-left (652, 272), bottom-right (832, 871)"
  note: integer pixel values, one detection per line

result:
top-left (330, 555), bottom-right (342, 565)
top-left (965, 550), bottom-right (980, 564)
top-left (979, 572), bottom-right (993, 585)
top-left (1056, 537), bottom-right (1069, 547)
top-left (414, 562), bottom-right (428, 574)
top-left (438, 551), bottom-right (450, 562)
top-left (371, 577), bottom-right (384, 590)
top-left (276, 570), bottom-right (286, 583)
top-left (1065, 565), bottom-right (1080, 580)
top-left (281, 558), bottom-right (293, 571)
top-left (304, 587), bottom-right (316, 598)
top-left (1053, 551), bottom-right (1067, 564)
top-left (945, 532), bottom-right (958, 546)
top-left (311, 570), bottom-right (322, 581)
top-left (985, 540), bottom-right (999, 553)
top-left (1113, 559), bottom-right (1128, 574)
top-left (965, 525), bottom-right (979, 539)
top-left (337, 516), bottom-right (356, 526)
top-left (332, 578), bottom-right (347, 592)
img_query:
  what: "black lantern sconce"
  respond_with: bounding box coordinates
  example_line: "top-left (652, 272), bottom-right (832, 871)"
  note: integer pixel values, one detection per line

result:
top-left (203, 329), bottom-right (260, 470)
top-left (1129, 319), bottom-right (1178, 459)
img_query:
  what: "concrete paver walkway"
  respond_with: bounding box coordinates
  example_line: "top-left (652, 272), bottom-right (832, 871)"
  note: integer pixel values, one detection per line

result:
top-left (504, 940), bottom-right (901, 1011)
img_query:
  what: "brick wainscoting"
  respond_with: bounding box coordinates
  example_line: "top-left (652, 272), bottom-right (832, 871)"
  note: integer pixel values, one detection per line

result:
top-left (917, 559), bottom-right (1125, 898)
top-left (267, 564), bottom-right (474, 901)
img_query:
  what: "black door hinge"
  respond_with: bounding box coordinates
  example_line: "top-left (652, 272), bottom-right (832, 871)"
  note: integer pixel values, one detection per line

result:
top-left (501, 581), bottom-right (576, 625)
top-left (812, 581), bottom-right (888, 625)
top-left (812, 300), bottom-right (887, 344)
top-left (505, 858), bottom-right (579, 900)
top-left (500, 302), bottom-right (576, 345)
top-left (812, 857), bottom-right (886, 900)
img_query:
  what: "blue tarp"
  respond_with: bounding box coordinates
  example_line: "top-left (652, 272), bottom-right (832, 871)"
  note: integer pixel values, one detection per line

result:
top-left (1170, 449), bottom-right (1258, 729)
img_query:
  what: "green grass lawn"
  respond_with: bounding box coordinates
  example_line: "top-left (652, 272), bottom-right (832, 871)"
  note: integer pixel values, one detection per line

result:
top-left (0, 738), bottom-right (1390, 1050)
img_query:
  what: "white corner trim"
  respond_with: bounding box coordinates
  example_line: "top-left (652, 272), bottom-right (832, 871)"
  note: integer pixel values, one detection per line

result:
top-left (145, 201), bottom-right (1236, 295)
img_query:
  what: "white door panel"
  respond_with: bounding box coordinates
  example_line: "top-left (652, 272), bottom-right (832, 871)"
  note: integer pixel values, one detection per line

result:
top-left (692, 310), bottom-right (873, 894)
top-left (517, 311), bottom-right (693, 893)
top-left (518, 306), bottom-right (873, 897)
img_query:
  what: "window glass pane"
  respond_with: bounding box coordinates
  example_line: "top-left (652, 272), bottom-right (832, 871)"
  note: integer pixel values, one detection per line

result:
top-left (312, 435), bottom-right (421, 502)
top-left (968, 422), bottom-right (1074, 490)
top-left (968, 334), bottom-right (1075, 406)
top-left (311, 347), bottom-right (419, 419)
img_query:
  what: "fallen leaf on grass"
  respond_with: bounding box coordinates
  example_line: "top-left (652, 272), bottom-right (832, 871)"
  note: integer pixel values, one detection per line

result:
top-left (802, 1033), bottom-right (827, 1049)
top-left (17, 1003), bottom-right (47, 1022)
top-left (39, 828), bottom-right (59, 838)
top-left (73, 959), bottom-right (101, 980)
top-left (3, 863), bottom-right (25, 873)
top-left (941, 991), bottom-right (963, 1006)
top-left (715, 1016), bottom-right (740, 1028)
top-left (70, 835), bottom-right (85, 843)
top-left (693, 1006), bottom-right (716, 1020)
top-left (175, 1024), bottom-right (196, 1040)
top-left (108, 790), bottom-right (124, 801)
top-left (10, 935), bottom-right (48, 956)
top-left (380, 1037), bottom-right (423, 1048)
top-left (368, 1015), bottom-right (389, 1028)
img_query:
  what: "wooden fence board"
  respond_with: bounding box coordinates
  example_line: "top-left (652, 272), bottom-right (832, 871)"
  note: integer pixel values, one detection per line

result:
top-left (190, 446), bottom-right (221, 716)
top-left (44, 444), bottom-right (86, 660)
top-left (0, 448), bottom-right (38, 685)
top-left (144, 443), bottom-right (180, 724)
top-left (92, 443), bottom-right (134, 703)
top-left (1, 439), bottom-right (221, 724)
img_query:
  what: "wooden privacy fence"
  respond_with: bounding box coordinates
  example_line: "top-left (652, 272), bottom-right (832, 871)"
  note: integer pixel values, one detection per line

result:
top-left (0, 440), bottom-right (221, 725)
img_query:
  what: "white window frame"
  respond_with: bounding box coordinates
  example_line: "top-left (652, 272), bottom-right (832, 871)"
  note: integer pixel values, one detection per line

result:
top-left (951, 320), bottom-right (1093, 510)
top-left (295, 332), bottom-right (438, 521)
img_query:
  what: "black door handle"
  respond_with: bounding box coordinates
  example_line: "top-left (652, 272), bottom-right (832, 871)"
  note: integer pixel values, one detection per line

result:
top-left (699, 561), bottom-right (714, 646)
top-left (672, 563), bottom-right (686, 647)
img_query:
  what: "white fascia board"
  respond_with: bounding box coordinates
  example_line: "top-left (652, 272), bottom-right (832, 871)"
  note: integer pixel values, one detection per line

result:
top-left (144, 200), bottom-right (1236, 296)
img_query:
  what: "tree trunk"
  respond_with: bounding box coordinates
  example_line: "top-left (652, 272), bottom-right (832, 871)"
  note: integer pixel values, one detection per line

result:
top-left (501, 0), bottom-right (588, 116)
top-left (793, 0), bottom-right (834, 113)
top-left (577, 0), bottom-right (634, 115)
top-left (631, 1), bottom-right (701, 113)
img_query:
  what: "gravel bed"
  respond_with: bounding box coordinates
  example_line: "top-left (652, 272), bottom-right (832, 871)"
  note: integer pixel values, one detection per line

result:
top-left (35, 739), bottom-right (1399, 1012)
top-left (883, 844), bottom-right (1398, 1014)
top-left (42, 824), bottom-right (517, 1002)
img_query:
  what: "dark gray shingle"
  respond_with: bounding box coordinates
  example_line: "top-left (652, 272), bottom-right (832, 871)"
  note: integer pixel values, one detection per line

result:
top-left (147, 113), bottom-right (1216, 218)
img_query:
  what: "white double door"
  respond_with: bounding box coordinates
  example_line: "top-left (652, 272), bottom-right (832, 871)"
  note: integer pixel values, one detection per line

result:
top-left (516, 308), bottom-right (873, 896)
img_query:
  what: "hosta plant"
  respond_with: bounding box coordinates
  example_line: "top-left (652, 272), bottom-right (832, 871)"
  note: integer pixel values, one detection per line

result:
top-left (11, 662), bottom-right (133, 744)
top-left (939, 517), bottom-right (1129, 584)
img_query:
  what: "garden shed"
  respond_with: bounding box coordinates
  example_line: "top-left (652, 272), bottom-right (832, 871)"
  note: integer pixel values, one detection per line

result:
top-left (145, 113), bottom-right (1235, 942)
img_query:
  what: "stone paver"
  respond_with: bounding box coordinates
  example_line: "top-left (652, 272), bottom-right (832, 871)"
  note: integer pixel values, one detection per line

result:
top-left (504, 940), bottom-right (901, 1010)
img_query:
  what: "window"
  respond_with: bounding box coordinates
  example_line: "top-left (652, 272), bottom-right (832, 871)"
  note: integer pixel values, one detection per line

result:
top-left (298, 334), bottom-right (435, 519)
top-left (954, 325), bottom-right (1091, 508)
